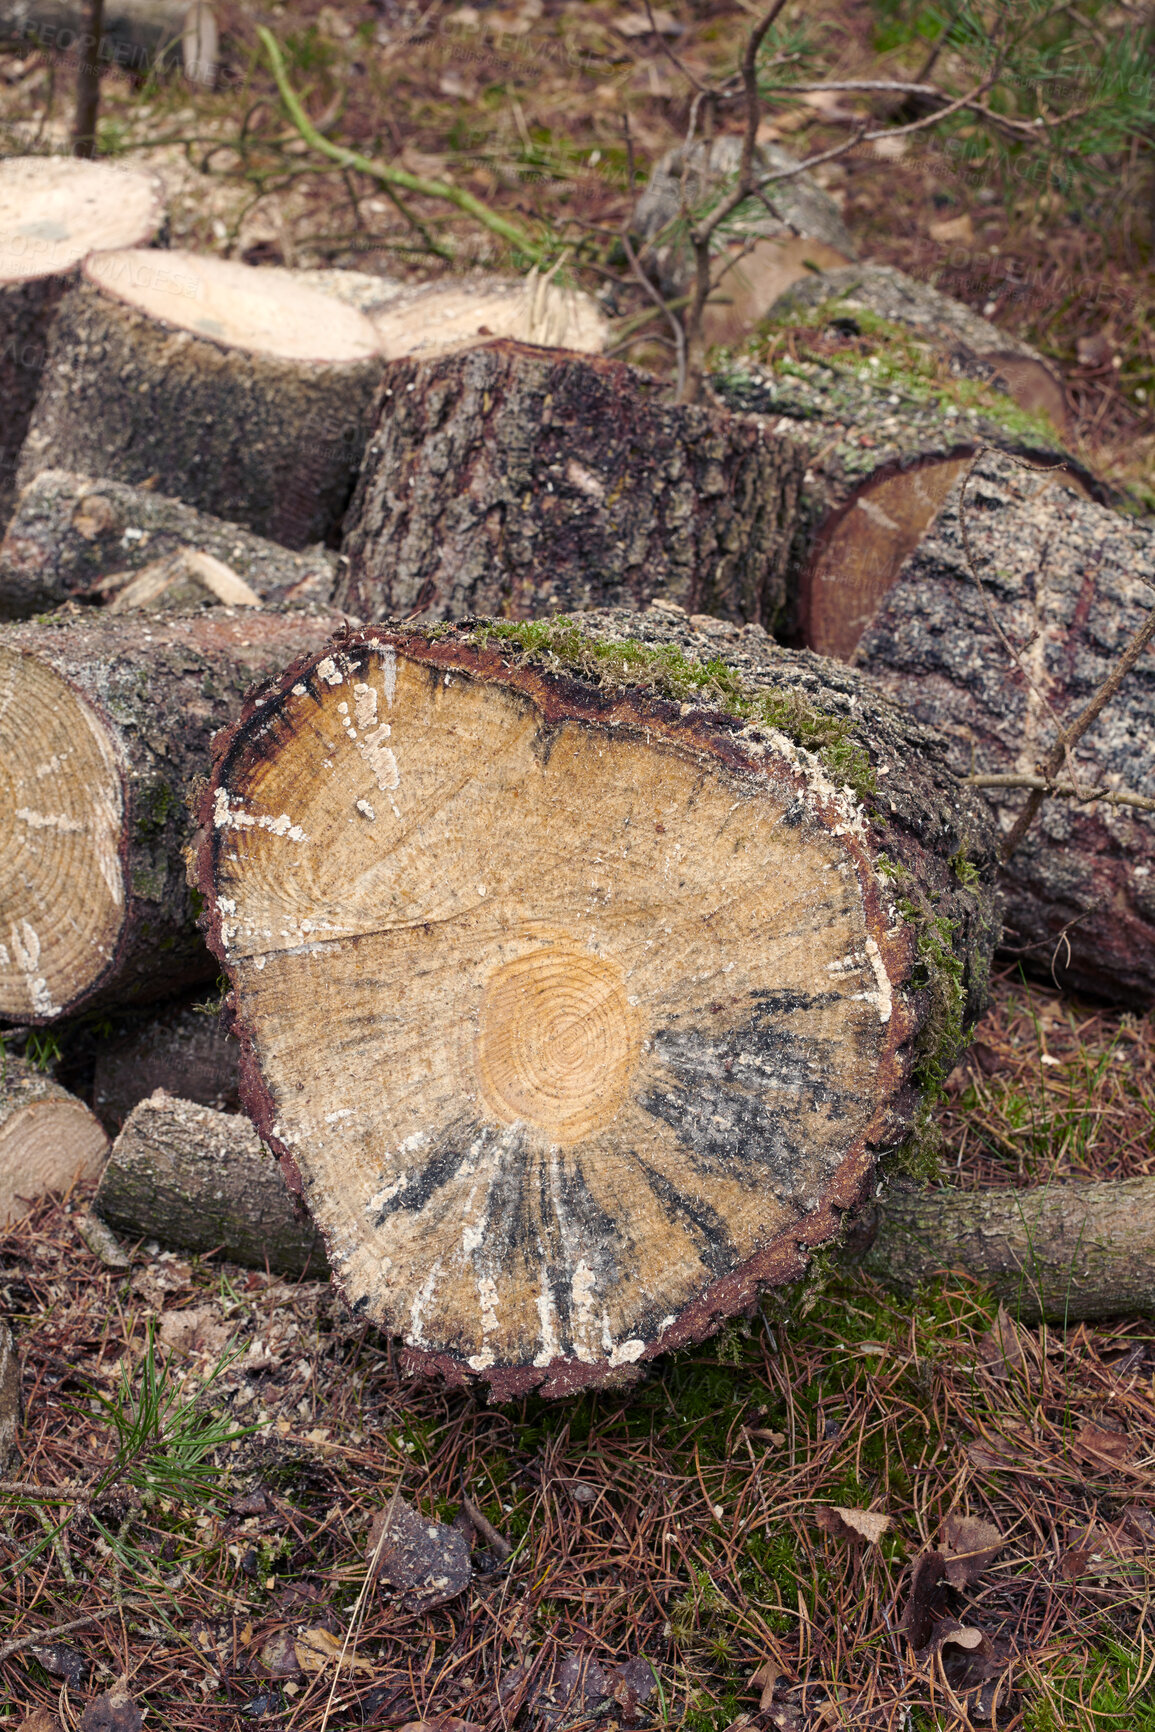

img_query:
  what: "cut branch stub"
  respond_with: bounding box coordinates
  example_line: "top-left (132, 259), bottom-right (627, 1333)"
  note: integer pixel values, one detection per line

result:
top-left (17, 250), bottom-right (382, 548)
top-left (197, 611), bottom-right (999, 1394)
top-left (0, 1058), bottom-right (109, 1226)
top-left (0, 156), bottom-right (165, 525)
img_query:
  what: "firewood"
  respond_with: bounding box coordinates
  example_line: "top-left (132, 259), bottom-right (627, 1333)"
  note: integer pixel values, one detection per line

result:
top-left (859, 1176), bottom-right (1155, 1324)
top-left (368, 274), bottom-right (609, 360)
top-left (0, 470), bottom-right (338, 619)
top-left (94, 1090), bottom-right (328, 1276)
top-left (632, 136), bottom-right (855, 349)
top-left (17, 251), bottom-right (382, 549)
top-left (0, 1058), bottom-right (108, 1226)
top-left (194, 607), bottom-right (1000, 1394)
top-left (715, 334), bottom-right (1098, 644)
top-left (771, 264), bottom-right (1072, 440)
top-left (0, 605), bottom-right (351, 1023)
top-left (0, 157), bottom-right (165, 527)
top-left (841, 451), bottom-right (1155, 1004)
top-left (92, 998), bottom-right (239, 1131)
top-left (0, 1318), bottom-right (18, 1469)
top-left (338, 339), bottom-right (804, 626)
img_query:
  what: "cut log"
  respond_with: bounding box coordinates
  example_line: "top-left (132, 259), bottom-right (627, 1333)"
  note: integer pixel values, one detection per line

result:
top-left (833, 451), bottom-right (1155, 1005)
top-left (0, 605), bottom-right (351, 1023)
top-left (368, 274), bottom-right (609, 360)
top-left (0, 157), bottom-right (165, 527)
top-left (17, 251), bottom-right (383, 549)
top-left (92, 998), bottom-right (239, 1131)
top-left (194, 607), bottom-right (1000, 1394)
top-left (0, 470), bottom-right (338, 619)
top-left (338, 339), bottom-right (804, 626)
top-left (632, 136), bottom-right (855, 349)
top-left (713, 323), bottom-right (1100, 642)
top-left (859, 1176), bottom-right (1155, 1323)
top-left (101, 547), bottom-right (262, 612)
top-left (95, 1090), bottom-right (329, 1276)
top-left (0, 1057), bottom-right (109, 1226)
top-left (770, 264), bottom-right (1072, 440)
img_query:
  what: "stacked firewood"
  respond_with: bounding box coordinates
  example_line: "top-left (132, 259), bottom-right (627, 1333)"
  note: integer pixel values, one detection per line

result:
top-left (1, 155), bottom-right (1152, 1394)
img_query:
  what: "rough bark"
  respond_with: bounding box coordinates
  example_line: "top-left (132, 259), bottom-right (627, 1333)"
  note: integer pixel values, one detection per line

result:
top-left (92, 998), bottom-right (239, 1131)
top-left (859, 1176), bottom-right (1155, 1324)
top-left (770, 264), bottom-right (1072, 439)
top-left (0, 605), bottom-right (351, 1024)
top-left (194, 606), bottom-right (1000, 1395)
top-left (369, 275), bottom-right (609, 360)
top-left (0, 156), bottom-right (165, 527)
top-left (0, 470), bottom-right (338, 619)
top-left (847, 450), bottom-right (1155, 1005)
top-left (632, 136), bottom-right (855, 349)
top-left (0, 1318), bottom-right (18, 1470)
top-left (0, 1057), bottom-right (109, 1225)
top-left (338, 339), bottom-right (805, 627)
top-left (17, 251), bottom-right (383, 549)
top-left (95, 1090), bottom-right (329, 1276)
top-left (713, 342), bottom-right (1099, 644)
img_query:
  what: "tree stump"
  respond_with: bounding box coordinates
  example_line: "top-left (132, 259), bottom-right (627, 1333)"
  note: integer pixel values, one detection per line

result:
top-left (93, 998), bottom-right (240, 1131)
top-left (837, 451), bottom-right (1155, 1005)
top-left (17, 251), bottom-right (382, 549)
top-left (195, 608), bottom-right (1000, 1394)
top-left (338, 340), bottom-right (804, 626)
top-left (0, 1058), bottom-right (108, 1226)
top-left (0, 470), bottom-right (338, 619)
top-left (95, 1090), bottom-right (329, 1276)
top-left (0, 156), bottom-right (165, 527)
top-left (0, 605), bottom-right (350, 1023)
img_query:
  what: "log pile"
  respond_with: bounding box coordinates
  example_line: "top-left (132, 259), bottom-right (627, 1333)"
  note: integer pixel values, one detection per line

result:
top-left (0, 148), bottom-right (1151, 1382)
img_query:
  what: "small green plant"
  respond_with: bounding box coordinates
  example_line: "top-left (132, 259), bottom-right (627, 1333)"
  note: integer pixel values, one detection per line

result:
top-left (23, 1029), bottom-right (62, 1073)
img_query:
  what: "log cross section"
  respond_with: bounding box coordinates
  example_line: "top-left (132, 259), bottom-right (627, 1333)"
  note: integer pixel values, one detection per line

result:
top-left (198, 617), bottom-right (999, 1395)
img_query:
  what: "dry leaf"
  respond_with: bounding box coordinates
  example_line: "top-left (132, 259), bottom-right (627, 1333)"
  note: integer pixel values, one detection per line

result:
top-left (397, 1720), bottom-right (474, 1732)
top-left (976, 1306), bottom-right (1026, 1378)
top-left (293, 1627), bottom-right (375, 1676)
top-left (750, 1659), bottom-right (791, 1710)
top-left (367, 1496), bottom-right (472, 1611)
top-left (966, 1439), bottom-right (1021, 1472)
top-left (259, 1629), bottom-right (302, 1677)
top-left (1074, 1422), bottom-right (1134, 1467)
top-left (941, 1514), bottom-right (1004, 1587)
top-left (1076, 332), bottom-right (1113, 369)
top-left (17, 1712), bottom-right (62, 1732)
top-left (815, 1506), bottom-right (891, 1544)
top-left (80, 1681), bottom-right (143, 1732)
top-left (616, 8), bottom-right (683, 36)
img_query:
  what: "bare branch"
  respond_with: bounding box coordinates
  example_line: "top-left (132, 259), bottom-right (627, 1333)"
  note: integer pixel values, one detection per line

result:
top-left (963, 774), bottom-right (1155, 816)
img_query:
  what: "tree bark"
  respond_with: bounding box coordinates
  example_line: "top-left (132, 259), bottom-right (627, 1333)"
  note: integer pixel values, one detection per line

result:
top-left (0, 156), bottom-right (165, 527)
top-left (95, 1090), bottom-right (329, 1277)
top-left (92, 997), bottom-right (239, 1132)
top-left (0, 469), bottom-right (338, 619)
top-left (0, 1319), bottom-right (18, 1470)
top-left (0, 1057), bottom-right (108, 1226)
top-left (194, 606), bottom-right (1000, 1395)
top-left (713, 325), bottom-right (1100, 644)
top-left (846, 451), bottom-right (1155, 1005)
top-left (859, 1176), bottom-right (1155, 1324)
top-left (0, 605), bottom-right (351, 1024)
top-left (338, 339), bottom-right (805, 627)
top-left (17, 250), bottom-right (383, 549)
top-left (770, 264), bottom-right (1072, 441)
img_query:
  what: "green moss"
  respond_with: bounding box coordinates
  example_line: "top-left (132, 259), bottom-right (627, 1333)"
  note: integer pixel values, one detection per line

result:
top-left (740, 297), bottom-right (1068, 449)
top-left (465, 618), bottom-right (877, 801)
top-left (134, 779), bottom-right (178, 841)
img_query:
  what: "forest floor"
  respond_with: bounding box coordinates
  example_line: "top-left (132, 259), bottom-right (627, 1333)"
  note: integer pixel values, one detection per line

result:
top-left (1, 2), bottom-right (1154, 1729)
